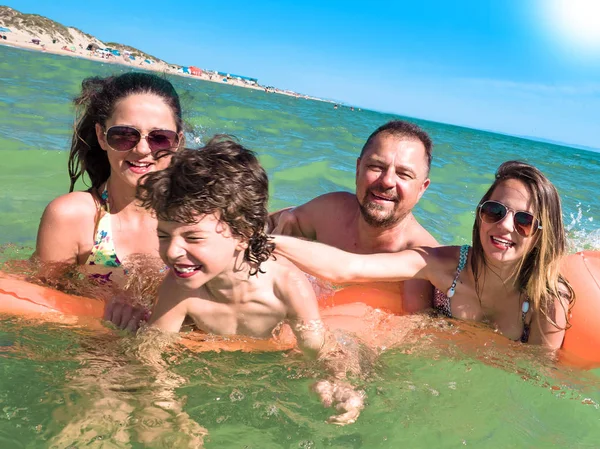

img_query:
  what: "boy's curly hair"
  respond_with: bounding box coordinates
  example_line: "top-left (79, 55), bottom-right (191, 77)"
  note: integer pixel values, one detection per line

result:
top-left (136, 135), bottom-right (274, 275)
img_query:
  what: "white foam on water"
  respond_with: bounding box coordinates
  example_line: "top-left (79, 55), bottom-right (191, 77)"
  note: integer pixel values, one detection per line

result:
top-left (566, 203), bottom-right (600, 252)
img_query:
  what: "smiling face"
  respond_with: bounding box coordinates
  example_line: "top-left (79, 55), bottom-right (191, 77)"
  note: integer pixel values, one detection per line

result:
top-left (355, 133), bottom-right (430, 227)
top-left (479, 178), bottom-right (539, 264)
top-left (95, 93), bottom-right (180, 188)
top-left (158, 213), bottom-right (247, 290)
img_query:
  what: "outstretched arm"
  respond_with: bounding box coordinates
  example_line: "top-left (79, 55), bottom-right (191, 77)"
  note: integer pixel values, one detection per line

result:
top-left (277, 261), bottom-right (367, 425)
top-left (272, 235), bottom-right (432, 284)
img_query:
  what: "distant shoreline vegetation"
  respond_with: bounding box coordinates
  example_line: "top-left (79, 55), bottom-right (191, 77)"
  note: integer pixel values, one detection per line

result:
top-left (0, 5), bottom-right (325, 102)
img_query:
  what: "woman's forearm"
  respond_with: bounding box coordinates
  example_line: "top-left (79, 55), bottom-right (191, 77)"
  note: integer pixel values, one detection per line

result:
top-left (272, 235), bottom-right (428, 283)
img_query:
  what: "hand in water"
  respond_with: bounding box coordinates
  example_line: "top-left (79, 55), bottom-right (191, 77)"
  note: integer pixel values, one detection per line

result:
top-left (104, 295), bottom-right (151, 332)
top-left (313, 379), bottom-right (366, 426)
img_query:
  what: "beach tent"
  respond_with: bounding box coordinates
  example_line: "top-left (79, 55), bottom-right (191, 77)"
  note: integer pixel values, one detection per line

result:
top-left (230, 74), bottom-right (258, 84)
top-left (86, 43), bottom-right (100, 51)
top-left (0, 27), bottom-right (11, 33)
top-left (189, 66), bottom-right (202, 76)
top-left (181, 67), bottom-right (190, 74)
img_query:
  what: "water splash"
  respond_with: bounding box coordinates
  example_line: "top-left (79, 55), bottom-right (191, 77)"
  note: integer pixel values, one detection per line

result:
top-left (565, 203), bottom-right (600, 252)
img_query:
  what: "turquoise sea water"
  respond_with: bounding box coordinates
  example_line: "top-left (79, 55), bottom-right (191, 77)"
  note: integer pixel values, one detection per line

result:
top-left (1, 44), bottom-right (600, 448)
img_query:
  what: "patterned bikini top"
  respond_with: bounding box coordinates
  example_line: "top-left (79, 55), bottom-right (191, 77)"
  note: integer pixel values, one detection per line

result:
top-left (84, 186), bottom-right (125, 284)
top-left (433, 245), bottom-right (531, 343)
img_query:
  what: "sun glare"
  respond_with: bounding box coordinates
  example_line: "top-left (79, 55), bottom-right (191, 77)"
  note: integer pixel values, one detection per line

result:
top-left (539, 0), bottom-right (600, 58)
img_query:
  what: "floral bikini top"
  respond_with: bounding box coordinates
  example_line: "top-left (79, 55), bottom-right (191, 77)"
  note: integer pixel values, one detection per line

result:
top-left (84, 186), bottom-right (126, 284)
top-left (433, 245), bottom-right (531, 343)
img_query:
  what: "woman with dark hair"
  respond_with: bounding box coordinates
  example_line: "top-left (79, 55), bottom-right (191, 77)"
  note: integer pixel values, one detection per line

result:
top-left (273, 161), bottom-right (574, 350)
top-left (35, 72), bottom-right (184, 329)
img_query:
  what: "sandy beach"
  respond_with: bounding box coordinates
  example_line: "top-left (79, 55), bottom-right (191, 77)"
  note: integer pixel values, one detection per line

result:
top-left (0, 15), bottom-right (318, 100)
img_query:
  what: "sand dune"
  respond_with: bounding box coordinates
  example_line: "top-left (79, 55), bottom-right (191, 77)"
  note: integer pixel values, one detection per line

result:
top-left (0, 6), bottom-right (319, 100)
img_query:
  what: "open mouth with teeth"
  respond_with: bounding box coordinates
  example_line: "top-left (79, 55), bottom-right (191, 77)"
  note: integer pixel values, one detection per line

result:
top-left (369, 192), bottom-right (397, 203)
top-left (173, 265), bottom-right (203, 278)
top-left (126, 160), bottom-right (153, 174)
top-left (490, 236), bottom-right (515, 249)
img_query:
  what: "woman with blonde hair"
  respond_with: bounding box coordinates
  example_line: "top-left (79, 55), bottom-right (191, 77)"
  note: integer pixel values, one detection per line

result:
top-left (273, 161), bottom-right (574, 349)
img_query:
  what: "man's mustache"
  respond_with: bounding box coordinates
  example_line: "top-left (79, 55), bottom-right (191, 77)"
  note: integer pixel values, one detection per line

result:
top-left (366, 190), bottom-right (398, 202)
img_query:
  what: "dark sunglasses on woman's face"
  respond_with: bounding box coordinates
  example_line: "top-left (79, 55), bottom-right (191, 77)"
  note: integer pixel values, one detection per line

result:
top-left (478, 200), bottom-right (542, 237)
top-left (104, 125), bottom-right (179, 153)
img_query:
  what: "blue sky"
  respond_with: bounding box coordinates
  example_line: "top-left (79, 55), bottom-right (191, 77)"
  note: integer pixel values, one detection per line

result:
top-left (4, 0), bottom-right (600, 149)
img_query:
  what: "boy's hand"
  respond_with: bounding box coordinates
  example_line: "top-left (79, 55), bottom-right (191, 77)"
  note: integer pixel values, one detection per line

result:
top-left (313, 380), bottom-right (365, 426)
top-left (104, 295), bottom-right (151, 332)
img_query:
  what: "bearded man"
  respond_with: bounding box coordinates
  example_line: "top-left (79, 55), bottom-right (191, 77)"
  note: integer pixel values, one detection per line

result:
top-left (268, 120), bottom-right (438, 312)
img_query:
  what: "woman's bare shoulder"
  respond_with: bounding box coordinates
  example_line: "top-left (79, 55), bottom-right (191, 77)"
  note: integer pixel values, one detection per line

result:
top-left (42, 191), bottom-right (98, 222)
top-left (427, 245), bottom-right (465, 268)
top-left (36, 191), bottom-right (100, 263)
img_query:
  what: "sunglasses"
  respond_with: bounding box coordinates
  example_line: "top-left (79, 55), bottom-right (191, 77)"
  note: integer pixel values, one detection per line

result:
top-left (104, 125), bottom-right (179, 153)
top-left (478, 200), bottom-right (542, 237)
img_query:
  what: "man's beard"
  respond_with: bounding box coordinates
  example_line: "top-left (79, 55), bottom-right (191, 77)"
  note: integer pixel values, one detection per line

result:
top-left (358, 195), bottom-right (407, 228)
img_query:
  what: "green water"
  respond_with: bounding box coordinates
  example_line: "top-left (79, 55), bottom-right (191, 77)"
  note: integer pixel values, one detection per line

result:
top-left (1, 45), bottom-right (600, 448)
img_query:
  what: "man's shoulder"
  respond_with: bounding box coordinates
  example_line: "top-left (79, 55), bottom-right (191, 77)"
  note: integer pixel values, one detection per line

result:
top-left (298, 191), bottom-right (357, 218)
top-left (309, 190), bottom-right (356, 205)
top-left (404, 217), bottom-right (439, 248)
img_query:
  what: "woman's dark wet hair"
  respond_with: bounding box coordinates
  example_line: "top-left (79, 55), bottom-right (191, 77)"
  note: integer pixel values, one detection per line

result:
top-left (68, 72), bottom-right (183, 193)
top-left (136, 135), bottom-right (274, 275)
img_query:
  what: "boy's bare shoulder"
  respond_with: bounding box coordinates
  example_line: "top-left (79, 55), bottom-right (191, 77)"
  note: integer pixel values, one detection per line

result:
top-left (269, 253), bottom-right (304, 274)
top-left (266, 255), bottom-right (320, 325)
top-left (267, 255), bottom-right (312, 294)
